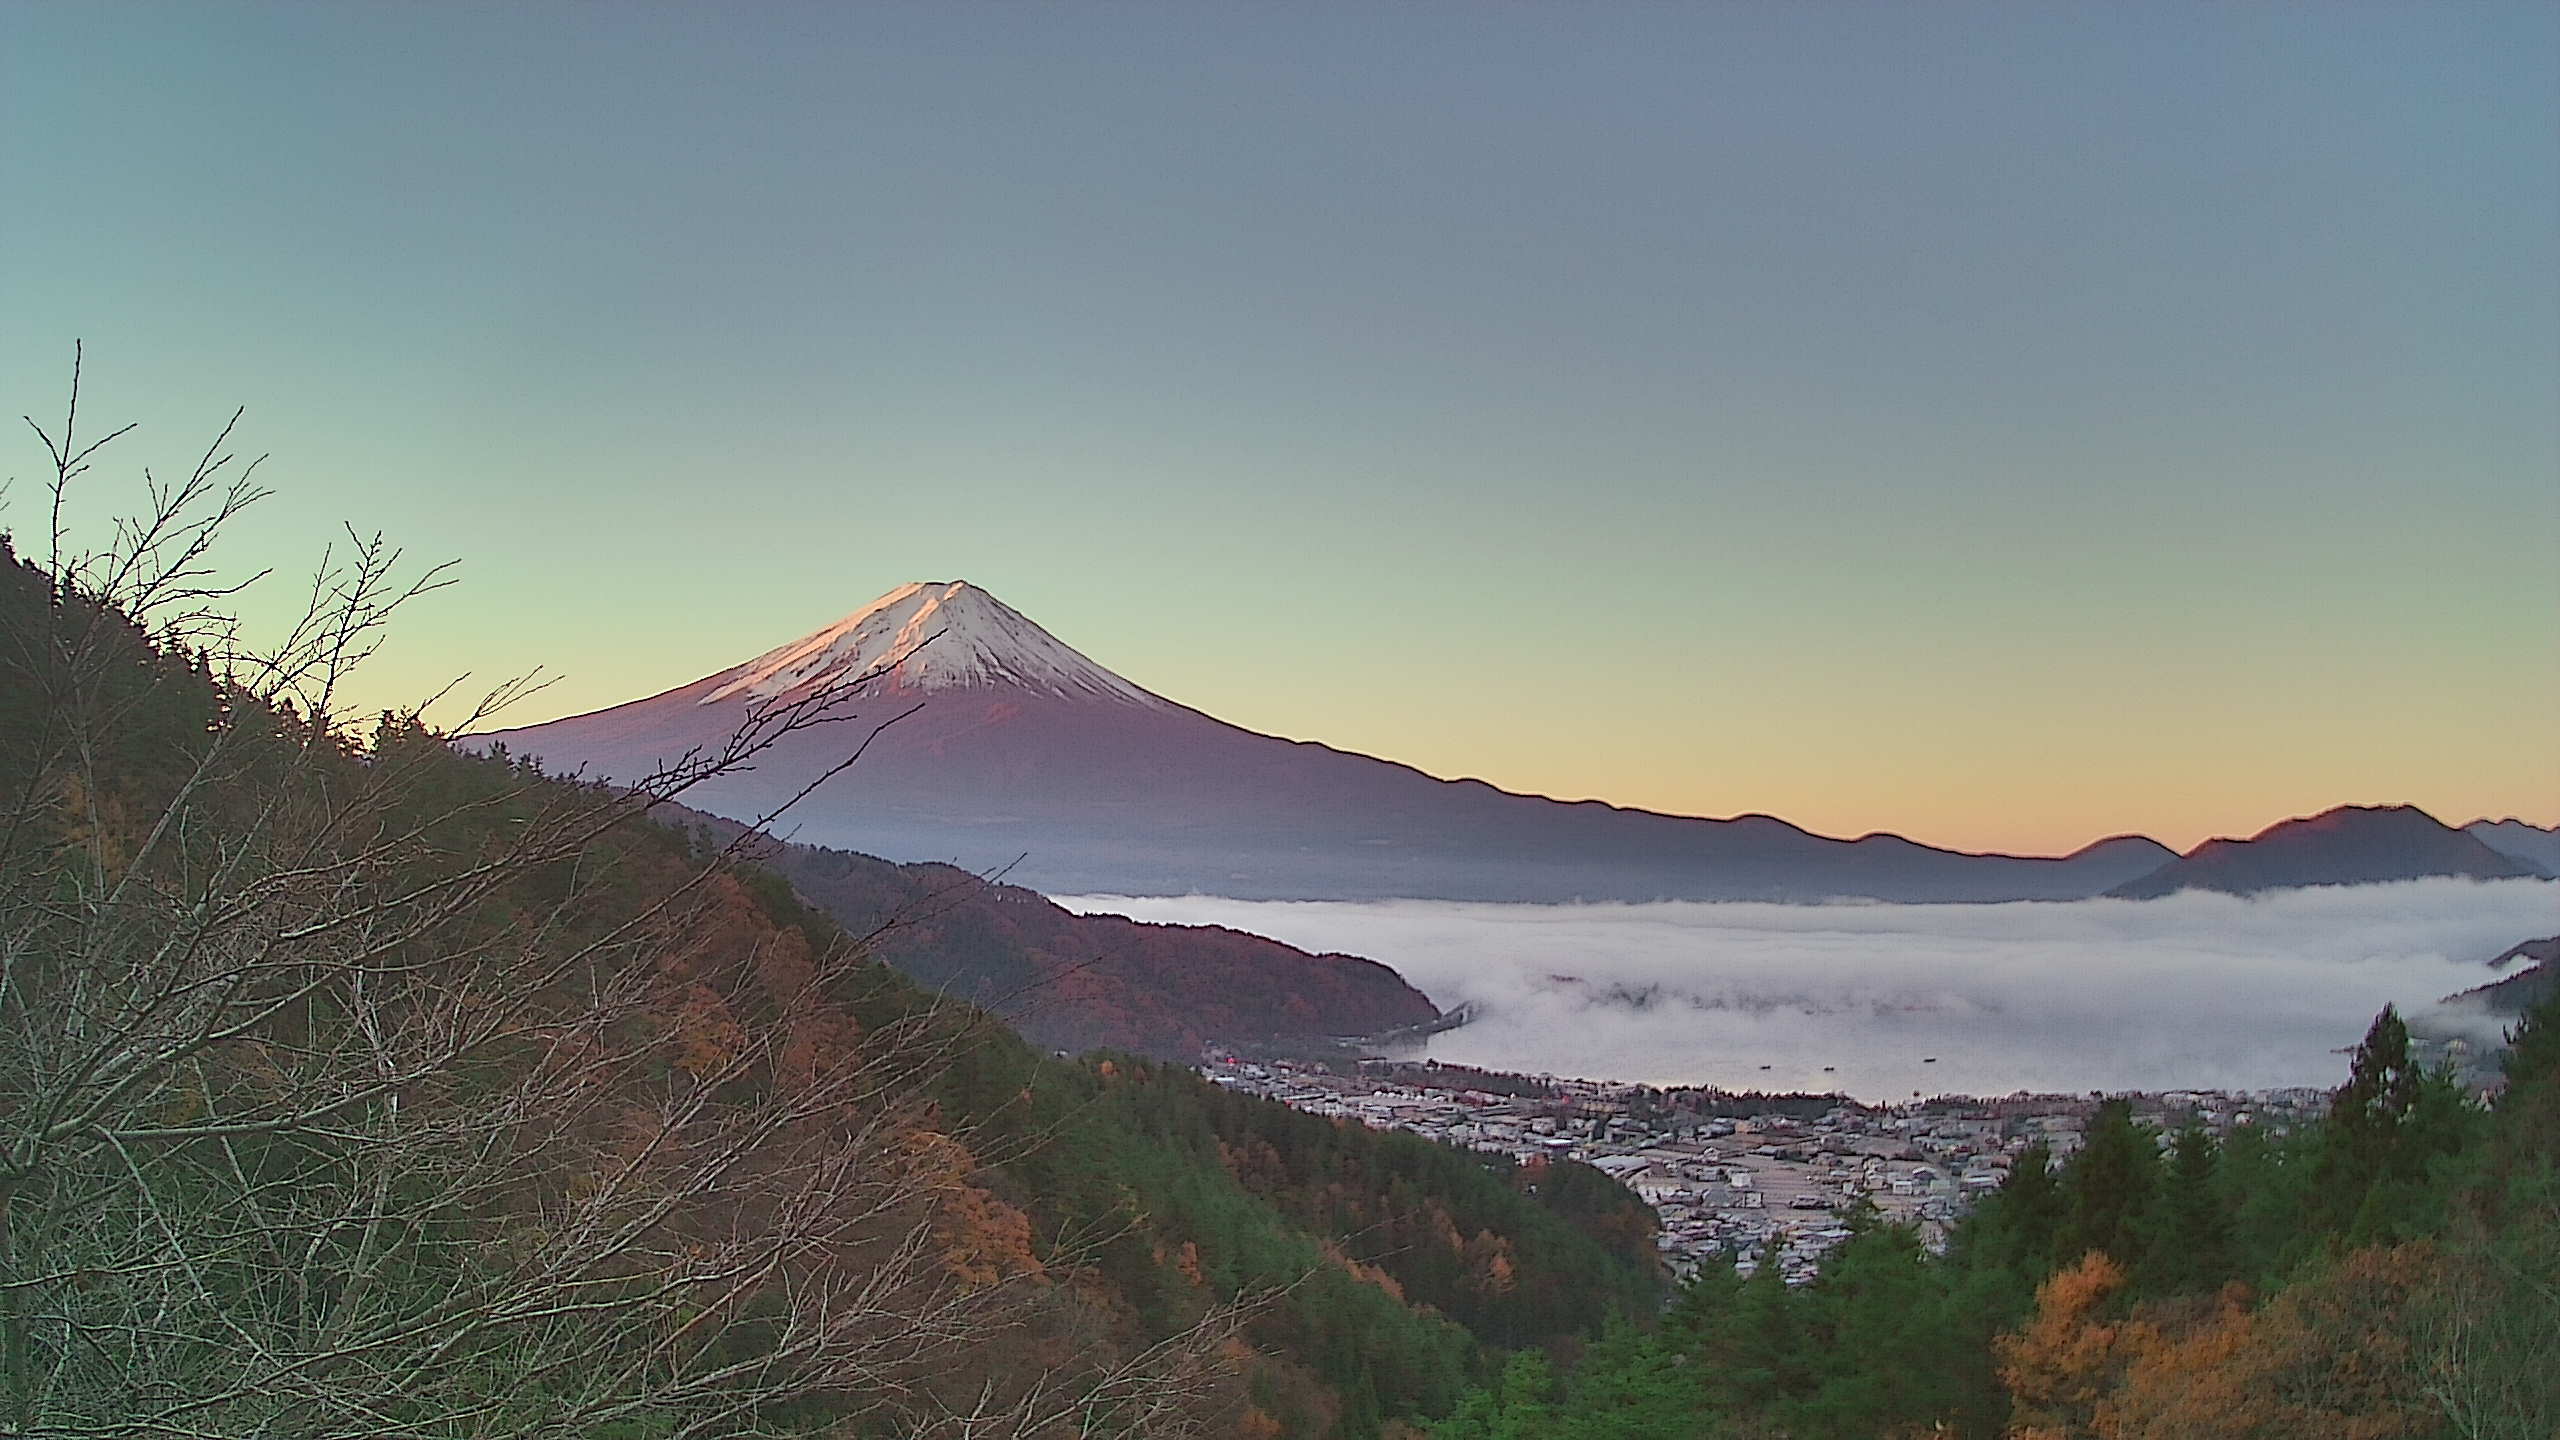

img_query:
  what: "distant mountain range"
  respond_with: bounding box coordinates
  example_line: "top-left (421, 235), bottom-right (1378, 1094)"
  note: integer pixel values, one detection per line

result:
top-left (475, 582), bottom-right (2555, 905)
top-left (2105, 804), bottom-right (2548, 899)
top-left (2468, 818), bottom-right (2560, 877)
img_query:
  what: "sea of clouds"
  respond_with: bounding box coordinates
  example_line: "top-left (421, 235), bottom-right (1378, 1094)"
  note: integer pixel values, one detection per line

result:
top-left (1055, 879), bottom-right (2557, 1101)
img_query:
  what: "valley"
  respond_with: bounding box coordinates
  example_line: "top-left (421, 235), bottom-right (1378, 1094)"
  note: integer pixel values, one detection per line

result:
top-left (1198, 1055), bottom-right (2329, 1286)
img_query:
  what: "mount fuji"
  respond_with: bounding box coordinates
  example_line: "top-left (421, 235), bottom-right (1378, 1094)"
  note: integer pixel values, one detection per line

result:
top-left (473, 581), bottom-right (2178, 902)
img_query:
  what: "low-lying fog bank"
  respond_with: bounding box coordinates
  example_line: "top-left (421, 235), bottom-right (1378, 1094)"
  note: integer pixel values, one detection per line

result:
top-left (1055, 879), bottom-right (2557, 1102)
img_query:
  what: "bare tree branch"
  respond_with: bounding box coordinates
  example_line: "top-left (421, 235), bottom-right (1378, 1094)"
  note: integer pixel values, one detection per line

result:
top-left (0, 367), bottom-right (1258, 1438)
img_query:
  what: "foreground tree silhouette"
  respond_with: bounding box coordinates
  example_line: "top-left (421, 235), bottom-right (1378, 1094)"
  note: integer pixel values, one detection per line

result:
top-left (0, 364), bottom-right (1255, 1437)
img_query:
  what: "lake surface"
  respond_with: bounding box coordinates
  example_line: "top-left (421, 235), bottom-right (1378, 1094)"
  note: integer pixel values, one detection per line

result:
top-left (1056, 879), bottom-right (2554, 1101)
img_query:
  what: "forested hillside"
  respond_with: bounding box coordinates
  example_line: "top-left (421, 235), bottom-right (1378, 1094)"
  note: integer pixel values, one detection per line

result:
top-left (648, 811), bottom-right (1443, 1059)
top-left (0, 464), bottom-right (1656, 1439)
top-left (2448, 935), bottom-right (2558, 1016)
top-left (1434, 1000), bottom-right (2558, 1439)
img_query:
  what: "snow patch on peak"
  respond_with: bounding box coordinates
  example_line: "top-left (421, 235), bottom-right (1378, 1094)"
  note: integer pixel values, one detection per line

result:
top-left (700, 581), bottom-right (1166, 709)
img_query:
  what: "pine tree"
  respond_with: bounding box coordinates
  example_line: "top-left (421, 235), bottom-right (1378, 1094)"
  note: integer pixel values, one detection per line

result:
top-left (1793, 1221), bottom-right (1958, 1439)
top-left (1553, 1324), bottom-right (1705, 1440)
top-left (2481, 989), bottom-right (2560, 1224)
top-left (2328, 1006), bottom-right (2421, 1172)
top-left (2315, 1004), bottom-right (2483, 1245)
top-left (2057, 1099), bottom-right (2157, 1269)
top-left (2142, 1121), bottom-right (2234, 1296)
top-left (1713, 1244), bottom-right (1809, 1414)
top-left (1975, 1141), bottom-right (2063, 1276)
top-left (1433, 1351), bottom-right (1561, 1440)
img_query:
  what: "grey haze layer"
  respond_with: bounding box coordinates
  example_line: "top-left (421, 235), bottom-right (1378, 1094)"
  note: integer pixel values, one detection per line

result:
top-left (1057, 879), bottom-right (2559, 1102)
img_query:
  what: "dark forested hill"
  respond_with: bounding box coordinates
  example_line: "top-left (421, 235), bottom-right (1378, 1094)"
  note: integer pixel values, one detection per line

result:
top-left (648, 806), bottom-right (1441, 1058)
top-left (2445, 935), bottom-right (2560, 1017)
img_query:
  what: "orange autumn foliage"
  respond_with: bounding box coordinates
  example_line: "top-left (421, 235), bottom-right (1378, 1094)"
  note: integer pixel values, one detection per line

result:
top-left (2106, 1245), bottom-right (2438, 1440)
top-left (898, 1128), bottom-right (1044, 1289)
top-left (2000, 1246), bottom-right (2441, 1439)
top-left (1317, 1238), bottom-right (1407, 1303)
top-left (1999, 1253), bottom-right (2140, 1439)
top-left (1463, 1228), bottom-right (1520, 1297)
top-left (667, 983), bottom-right (747, 1077)
top-left (938, 1181), bottom-right (1042, 1288)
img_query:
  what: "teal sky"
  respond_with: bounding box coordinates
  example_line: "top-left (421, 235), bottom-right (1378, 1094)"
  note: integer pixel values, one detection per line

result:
top-left (6, 3), bottom-right (2555, 854)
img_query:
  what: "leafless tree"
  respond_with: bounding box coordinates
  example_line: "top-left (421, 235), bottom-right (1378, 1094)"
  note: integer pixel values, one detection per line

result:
top-left (0, 358), bottom-right (1258, 1438)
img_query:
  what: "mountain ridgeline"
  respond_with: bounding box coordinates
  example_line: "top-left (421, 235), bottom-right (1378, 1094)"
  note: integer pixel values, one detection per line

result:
top-left (477, 582), bottom-right (2553, 905)
top-left (2105, 803), bottom-right (2545, 899)
top-left (2467, 817), bottom-right (2560, 876)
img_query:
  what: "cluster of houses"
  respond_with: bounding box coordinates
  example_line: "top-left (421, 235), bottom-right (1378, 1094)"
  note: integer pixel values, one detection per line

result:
top-left (1199, 1052), bottom-right (2326, 1285)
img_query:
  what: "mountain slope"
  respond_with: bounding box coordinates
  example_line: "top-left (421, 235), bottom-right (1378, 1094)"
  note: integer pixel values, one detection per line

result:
top-left (2105, 804), bottom-right (2543, 899)
top-left (2468, 818), bottom-right (2560, 877)
top-left (477, 582), bottom-right (2173, 903)
top-left (2441, 935), bottom-right (2560, 1017)
top-left (671, 807), bottom-right (1439, 1057)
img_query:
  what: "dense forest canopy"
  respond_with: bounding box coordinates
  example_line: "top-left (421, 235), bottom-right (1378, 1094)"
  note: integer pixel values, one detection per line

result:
top-left (1432, 999), bottom-right (2558, 1439)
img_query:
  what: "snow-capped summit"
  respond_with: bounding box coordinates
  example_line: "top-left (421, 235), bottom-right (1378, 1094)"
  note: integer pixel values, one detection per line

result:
top-left (701, 581), bottom-right (1166, 709)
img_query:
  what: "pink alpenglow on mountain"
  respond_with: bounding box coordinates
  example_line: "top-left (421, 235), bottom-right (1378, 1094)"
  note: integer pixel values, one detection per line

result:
top-left (702, 581), bottom-right (1168, 710)
top-left (475, 582), bottom-right (2185, 902)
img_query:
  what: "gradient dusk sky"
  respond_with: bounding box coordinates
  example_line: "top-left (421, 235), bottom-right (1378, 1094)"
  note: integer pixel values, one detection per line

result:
top-left (5, 3), bottom-right (2554, 856)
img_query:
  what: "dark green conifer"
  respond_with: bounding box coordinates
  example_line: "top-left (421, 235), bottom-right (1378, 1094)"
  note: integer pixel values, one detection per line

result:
top-left (2056, 1098), bottom-right (2157, 1268)
top-left (2142, 1121), bottom-right (2233, 1296)
top-left (2329, 1006), bottom-right (2421, 1166)
top-left (1981, 1141), bottom-right (2063, 1276)
top-left (2313, 1004), bottom-right (2485, 1245)
top-left (1715, 1243), bottom-right (1807, 1413)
